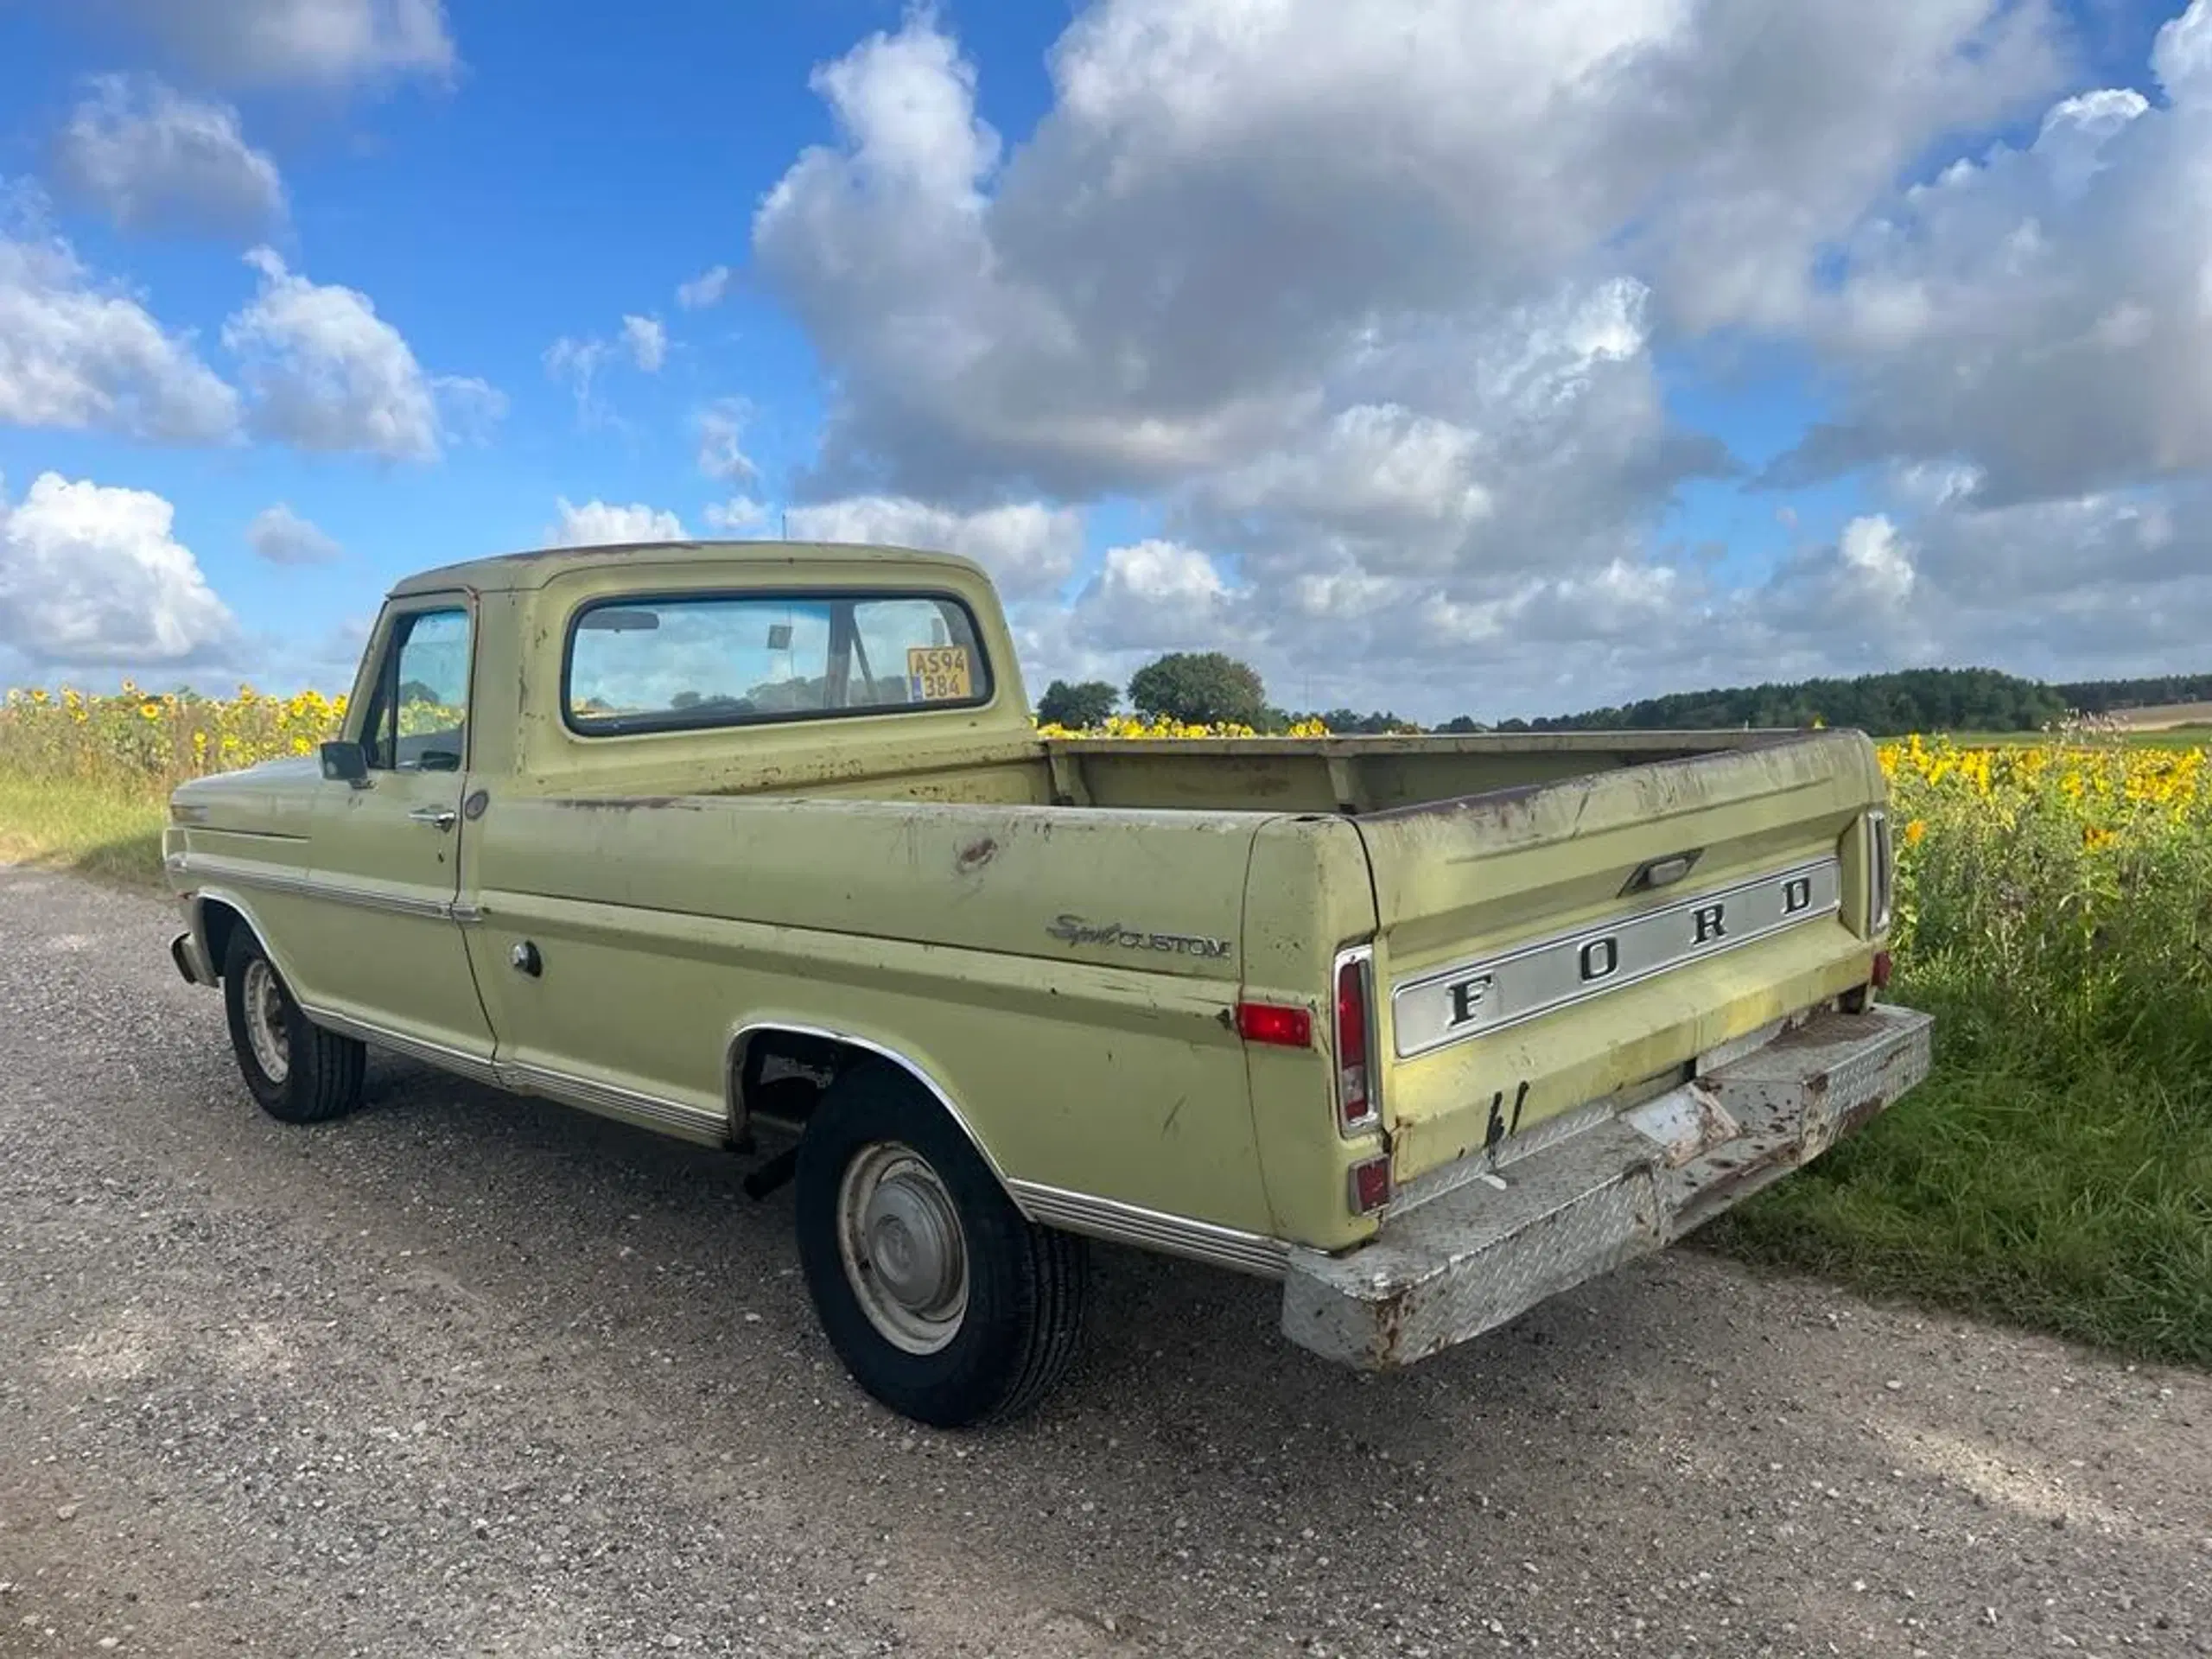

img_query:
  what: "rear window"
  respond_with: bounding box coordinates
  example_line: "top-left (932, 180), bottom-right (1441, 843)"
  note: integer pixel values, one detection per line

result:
top-left (563, 591), bottom-right (993, 735)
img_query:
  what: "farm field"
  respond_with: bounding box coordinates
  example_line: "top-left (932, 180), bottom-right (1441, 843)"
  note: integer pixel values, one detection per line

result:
top-left (3, 685), bottom-right (2207, 1366)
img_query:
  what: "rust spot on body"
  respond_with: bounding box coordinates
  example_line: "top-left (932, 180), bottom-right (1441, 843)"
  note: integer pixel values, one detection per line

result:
top-left (955, 836), bottom-right (999, 874)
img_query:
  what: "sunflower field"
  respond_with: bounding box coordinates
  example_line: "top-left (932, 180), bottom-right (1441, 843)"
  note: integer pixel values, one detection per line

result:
top-left (3, 685), bottom-right (2207, 1359)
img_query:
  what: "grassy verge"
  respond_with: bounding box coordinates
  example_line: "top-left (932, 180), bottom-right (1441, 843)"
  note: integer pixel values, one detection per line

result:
top-left (0, 773), bottom-right (168, 886)
top-left (1706, 974), bottom-right (2212, 1366)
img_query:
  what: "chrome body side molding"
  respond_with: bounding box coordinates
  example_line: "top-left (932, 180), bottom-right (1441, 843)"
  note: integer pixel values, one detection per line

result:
top-left (1008, 1181), bottom-right (1293, 1280)
top-left (171, 852), bottom-right (471, 925)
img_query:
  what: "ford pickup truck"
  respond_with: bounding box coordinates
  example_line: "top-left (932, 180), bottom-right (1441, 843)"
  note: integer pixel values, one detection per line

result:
top-left (163, 537), bottom-right (1930, 1427)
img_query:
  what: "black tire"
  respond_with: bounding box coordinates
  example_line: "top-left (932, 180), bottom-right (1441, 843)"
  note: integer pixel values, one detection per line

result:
top-left (795, 1063), bottom-right (1089, 1427)
top-left (221, 927), bottom-right (366, 1125)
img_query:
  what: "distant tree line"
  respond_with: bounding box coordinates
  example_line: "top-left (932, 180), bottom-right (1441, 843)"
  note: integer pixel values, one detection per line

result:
top-left (1036, 653), bottom-right (1421, 734)
top-left (2052, 674), bottom-right (2212, 714)
top-left (1037, 657), bottom-right (2209, 739)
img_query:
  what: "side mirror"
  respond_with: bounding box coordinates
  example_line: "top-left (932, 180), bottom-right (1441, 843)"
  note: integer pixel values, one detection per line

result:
top-left (320, 740), bottom-right (371, 787)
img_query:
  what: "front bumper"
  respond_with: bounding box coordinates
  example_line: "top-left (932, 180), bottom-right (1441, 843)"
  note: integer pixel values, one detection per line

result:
top-left (1281, 1002), bottom-right (1933, 1369)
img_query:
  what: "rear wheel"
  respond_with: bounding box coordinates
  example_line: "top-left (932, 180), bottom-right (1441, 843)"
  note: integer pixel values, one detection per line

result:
top-left (221, 928), bottom-right (365, 1125)
top-left (795, 1064), bottom-right (1089, 1427)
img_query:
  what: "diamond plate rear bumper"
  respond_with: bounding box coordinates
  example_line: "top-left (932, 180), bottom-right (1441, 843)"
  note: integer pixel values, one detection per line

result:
top-left (1281, 1002), bottom-right (1933, 1369)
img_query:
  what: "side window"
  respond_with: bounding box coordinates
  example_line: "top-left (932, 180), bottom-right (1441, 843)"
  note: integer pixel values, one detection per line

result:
top-left (361, 607), bottom-right (471, 771)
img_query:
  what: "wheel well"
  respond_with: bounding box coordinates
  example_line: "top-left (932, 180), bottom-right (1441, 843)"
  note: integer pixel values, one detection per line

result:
top-left (199, 899), bottom-right (249, 980)
top-left (728, 1027), bottom-right (1010, 1187)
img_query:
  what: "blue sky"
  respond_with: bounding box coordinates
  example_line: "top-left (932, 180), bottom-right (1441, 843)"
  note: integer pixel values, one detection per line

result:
top-left (2, 0), bottom-right (2209, 721)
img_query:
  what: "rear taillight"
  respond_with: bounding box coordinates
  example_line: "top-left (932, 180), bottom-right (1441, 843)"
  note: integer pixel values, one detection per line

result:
top-left (1236, 1001), bottom-right (1313, 1048)
top-left (1349, 1153), bottom-right (1392, 1214)
top-left (1334, 946), bottom-right (1378, 1135)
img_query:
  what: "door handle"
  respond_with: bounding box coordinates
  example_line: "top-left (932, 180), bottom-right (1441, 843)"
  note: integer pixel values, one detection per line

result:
top-left (408, 804), bottom-right (458, 830)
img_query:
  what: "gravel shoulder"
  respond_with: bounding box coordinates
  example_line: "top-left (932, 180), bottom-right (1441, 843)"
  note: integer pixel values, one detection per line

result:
top-left (3, 866), bottom-right (2206, 1658)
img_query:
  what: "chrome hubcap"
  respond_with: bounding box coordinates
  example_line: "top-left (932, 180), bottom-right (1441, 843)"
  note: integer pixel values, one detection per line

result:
top-left (241, 957), bottom-right (290, 1084)
top-left (836, 1142), bottom-right (967, 1354)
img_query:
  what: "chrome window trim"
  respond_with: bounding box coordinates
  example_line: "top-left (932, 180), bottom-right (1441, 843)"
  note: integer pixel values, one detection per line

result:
top-left (1006, 1182), bottom-right (1292, 1280)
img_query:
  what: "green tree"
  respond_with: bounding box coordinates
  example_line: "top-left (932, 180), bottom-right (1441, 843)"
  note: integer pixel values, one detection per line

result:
top-left (1128, 652), bottom-right (1268, 728)
top-left (1034, 678), bottom-right (1120, 728)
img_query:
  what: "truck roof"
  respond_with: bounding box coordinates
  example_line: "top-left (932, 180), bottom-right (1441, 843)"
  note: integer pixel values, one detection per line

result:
top-left (389, 538), bottom-right (988, 598)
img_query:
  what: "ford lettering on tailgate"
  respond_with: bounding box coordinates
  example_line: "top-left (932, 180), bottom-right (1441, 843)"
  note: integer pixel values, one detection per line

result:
top-left (1390, 857), bottom-right (1843, 1058)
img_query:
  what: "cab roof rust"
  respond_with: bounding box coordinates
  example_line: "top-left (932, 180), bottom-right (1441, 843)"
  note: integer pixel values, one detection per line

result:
top-left (387, 538), bottom-right (988, 598)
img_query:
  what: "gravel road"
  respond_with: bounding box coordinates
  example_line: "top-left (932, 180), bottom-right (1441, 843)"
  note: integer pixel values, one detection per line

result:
top-left (3, 866), bottom-right (2206, 1658)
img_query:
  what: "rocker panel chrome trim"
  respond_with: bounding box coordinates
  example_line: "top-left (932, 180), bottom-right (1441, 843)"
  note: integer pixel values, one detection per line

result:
top-left (1007, 1181), bottom-right (1292, 1280)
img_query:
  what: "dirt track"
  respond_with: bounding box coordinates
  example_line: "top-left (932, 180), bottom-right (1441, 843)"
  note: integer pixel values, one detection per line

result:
top-left (3, 865), bottom-right (2207, 1657)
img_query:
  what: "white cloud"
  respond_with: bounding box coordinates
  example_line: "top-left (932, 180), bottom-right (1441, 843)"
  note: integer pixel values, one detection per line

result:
top-left (549, 499), bottom-right (688, 547)
top-left (620, 314), bottom-right (666, 372)
top-left (0, 472), bottom-right (237, 668)
top-left (753, 5), bottom-right (2058, 500)
top-left (703, 496), bottom-right (768, 535)
top-left (53, 76), bottom-right (284, 239)
top-left (246, 503), bottom-right (341, 565)
top-left (223, 246), bottom-right (488, 460)
top-left (677, 265), bottom-right (730, 309)
top-left (783, 496), bottom-right (1081, 600)
top-left (0, 222), bottom-right (238, 442)
top-left (1773, 0), bottom-right (2212, 509)
top-left (696, 398), bottom-right (757, 482)
top-left (543, 334), bottom-right (607, 423)
top-left (80, 0), bottom-right (457, 88)
top-left (1070, 539), bottom-right (1234, 651)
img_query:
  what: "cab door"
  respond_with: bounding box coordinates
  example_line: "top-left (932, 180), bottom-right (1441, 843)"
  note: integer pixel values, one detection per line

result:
top-left (304, 598), bottom-right (496, 1071)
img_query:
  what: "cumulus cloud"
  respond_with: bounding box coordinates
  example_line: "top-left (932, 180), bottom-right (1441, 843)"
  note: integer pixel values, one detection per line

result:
top-left (782, 497), bottom-right (1081, 599)
top-left (0, 472), bottom-right (237, 669)
top-left (1776, 0), bottom-right (2212, 507)
top-left (1069, 539), bottom-right (1235, 652)
top-left (53, 76), bottom-right (285, 239)
top-left (703, 496), bottom-right (768, 535)
top-left (548, 499), bottom-right (688, 547)
top-left (246, 503), bottom-right (341, 565)
top-left (741, 3), bottom-right (2212, 717)
top-left (677, 265), bottom-right (730, 309)
top-left (69, 0), bottom-right (457, 88)
top-left (224, 246), bottom-right (491, 460)
top-left (753, 4), bottom-right (2058, 502)
top-left (0, 220), bottom-right (238, 442)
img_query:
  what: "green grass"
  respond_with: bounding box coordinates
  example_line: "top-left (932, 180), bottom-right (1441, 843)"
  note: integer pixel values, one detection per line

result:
top-left (0, 773), bottom-right (168, 886)
top-left (1706, 974), bottom-right (2212, 1366)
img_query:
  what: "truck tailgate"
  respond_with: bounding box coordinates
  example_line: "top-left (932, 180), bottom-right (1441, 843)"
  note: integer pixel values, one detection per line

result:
top-left (1352, 730), bottom-right (1889, 1185)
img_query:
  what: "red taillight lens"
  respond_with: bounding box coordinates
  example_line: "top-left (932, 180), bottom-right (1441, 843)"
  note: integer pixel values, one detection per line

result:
top-left (1350, 1153), bottom-right (1392, 1214)
top-left (1335, 953), bottom-right (1376, 1133)
top-left (1871, 948), bottom-right (1894, 989)
top-left (1236, 1001), bottom-right (1313, 1048)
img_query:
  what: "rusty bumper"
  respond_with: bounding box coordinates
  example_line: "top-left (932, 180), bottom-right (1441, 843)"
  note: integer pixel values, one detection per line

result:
top-left (1280, 1002), bottom-right (1933, 1369)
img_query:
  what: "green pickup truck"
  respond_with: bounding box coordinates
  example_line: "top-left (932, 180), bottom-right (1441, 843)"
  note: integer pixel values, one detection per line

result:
top-left (163, 538), bottom-right (1930, 1427)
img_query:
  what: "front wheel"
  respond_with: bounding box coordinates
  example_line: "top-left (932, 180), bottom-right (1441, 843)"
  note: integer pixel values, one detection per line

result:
top-left (795, 1064), bottom-right (1089, 1427)
top-left (221, 928), bottom-right (365, 1125)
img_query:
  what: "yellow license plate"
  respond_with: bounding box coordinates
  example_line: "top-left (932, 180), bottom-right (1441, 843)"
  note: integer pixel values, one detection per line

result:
top-left (906, 645), bottom-right (973, 702)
